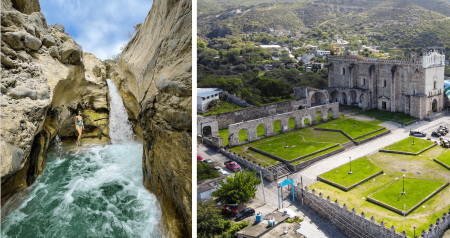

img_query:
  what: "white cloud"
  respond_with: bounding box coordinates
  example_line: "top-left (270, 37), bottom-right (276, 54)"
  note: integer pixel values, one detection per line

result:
top-left (40, 0), bottom-right (153, 60)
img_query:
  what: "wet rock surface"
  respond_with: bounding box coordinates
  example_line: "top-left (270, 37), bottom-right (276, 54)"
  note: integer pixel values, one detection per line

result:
top-left (1, 1), bottom-right (110, 207)
top-left (110, 0), bottom-right (192, 236)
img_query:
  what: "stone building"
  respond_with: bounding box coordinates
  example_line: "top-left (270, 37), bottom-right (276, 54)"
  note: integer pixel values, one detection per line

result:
top-left (327, 47), bottom-right (446, 119)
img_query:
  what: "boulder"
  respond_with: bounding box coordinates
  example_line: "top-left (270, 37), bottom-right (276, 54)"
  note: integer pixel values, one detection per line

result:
top-left (60, 41), bottom-right (83, 64)
top-left (17, 51), bottom-right (31, 61)
top-left (0, 141), bottom-right (24, 180)
top-left (48, 46), bottom-right (59, 58)
top-left (37, 88), bottom-right (50, 100)
top-left (2, 32), bottom-right (24, 50)
top-left (51, 23), bottom-right (65, 33)
top-left (9, 87), bottom-right (37, 100)
top-left (8, 0), bottom-right (41, 14)
top-left (23, 33), bottom-right (42, 50)
top-left (42, 35), bottom-right (56, 47)
top-left (1, 52), bottom-right (16, 68)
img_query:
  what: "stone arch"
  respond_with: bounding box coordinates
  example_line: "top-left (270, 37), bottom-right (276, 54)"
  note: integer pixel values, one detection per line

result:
top-left (432, 99), bottom-right (438, 112)
top-left (360, 93), bottom-right (365, 108)
top-left (310, 91), bottom-right (327, 106)
top-left (256, 124), bottom-right (266, 137)
top-left (288, 117), bottom-right (296, 129)
top-left (301, 115), bottom-right (312, 127)
top-left (298, 105), bottom-right (305, 110)
top-left (315, 110), bottom-right (322, 123)
top-left (239, 128), bottom-right (248, 142)
top-left (328, 107), bottom-right (333, 119)
top-left (273, 120), bottom-right (281, 133)
top-left (202, 126), bottom-right (212, 136)
top-left (339, 91), bottom-right (348, 105)
top-left (330, 90), bottom-right (339, 103)
top-left (349, 90), bottom-right (357, 104)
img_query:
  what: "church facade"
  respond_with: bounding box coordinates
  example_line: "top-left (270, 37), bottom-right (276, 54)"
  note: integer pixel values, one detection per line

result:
top-left (326, 47), bottom-right (446, 120)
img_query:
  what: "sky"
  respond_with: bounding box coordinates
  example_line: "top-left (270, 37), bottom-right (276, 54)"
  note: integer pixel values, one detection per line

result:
top-left (40, 0), bottom-right (153, 60)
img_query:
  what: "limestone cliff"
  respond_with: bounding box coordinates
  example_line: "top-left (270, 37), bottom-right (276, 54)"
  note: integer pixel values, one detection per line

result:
top-left (1, 0), bottom-right (109, 207)
top-left (110, 0), bottom-right (192, 236)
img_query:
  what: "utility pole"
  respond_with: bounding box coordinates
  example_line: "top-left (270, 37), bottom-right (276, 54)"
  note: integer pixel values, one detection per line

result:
top-left (259, 168), bottom-right (266, 205)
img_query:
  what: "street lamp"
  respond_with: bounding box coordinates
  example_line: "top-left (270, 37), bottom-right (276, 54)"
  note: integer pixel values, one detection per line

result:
top-left (401, 174), bottom-right (406, 195)
top-left (353, 114), bottom-right (356, 127)
top-left (412, 135), bottom-right (415, 145)
top-left (285, 132), bottom-right (288, 148)
top-left (413, 225), bottom-right (416, 238)
top-left (348, 157), bottom-right (353, 174)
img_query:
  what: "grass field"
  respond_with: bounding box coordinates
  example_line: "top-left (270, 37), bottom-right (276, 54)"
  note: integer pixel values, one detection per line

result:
top-left (200, 102), bottom-right (245, 116)
top-left (289, 118), bottom-right (295, 129)
top-left (316, 118), bottom-right (383, 138)
top-left (354, 129), bottom-right (389, 142)
top-left (382, 137), bottom-right (434, 154)
top-left (310, 145), bottom-right (450, 235)
top-left (369, 178), bottom-right (446, 212)
top-left (274, 120), bottom-right (281, 133)
top-left (339, 106), bottom-right (416, 123)
top-left (219, 129), bottom-right (229, 146)
top-left (239, 129), bottom-right (248, 142)
top-left (319, 157), bottom-right (382, 188)
top-left (291, 145), bottom-right (343, 165)
top-left (435, 149), bottom-right (450, 169)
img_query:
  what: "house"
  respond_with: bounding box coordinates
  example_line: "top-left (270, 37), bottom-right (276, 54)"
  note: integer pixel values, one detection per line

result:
top-left (197, 89), bottom-right (223, 113)
top-left (259, 45), bottom-right (281, 49)
top-left (285, 63), bottom-right (298, 68)
top-left (314, 49), bottom-right (330, 57)
top-left (349, 51), bottom-right (358, 55)
top-left (271, 56), bottom-right (280, 61)
top-left (263, 64), bottom-right (273, 71)
top-left (236, 211), bottom-right (301, 238)
top-left (301, 54), bottom-right (315, 64)
top-left (197, 175), bottom-right (226, 201)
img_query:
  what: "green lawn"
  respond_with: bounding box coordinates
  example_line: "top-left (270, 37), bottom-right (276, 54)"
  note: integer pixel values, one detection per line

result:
top-left (200, 102), bottom-right (245, 116)
top-left (231, 146), bottom-right (280, 167)
top-left (382, 137), bottom-right (434, 154)
top-left (369, 178), bottom-right (446, 212)
top-left (252, 134), bottom-right (336, 161)
top-left (319, 157), bottom-right (382, 188)
top-left (274, 120), bottom-right (281, 133)
top-left (358, 109), bottom-right (417, 123)
top-left (239, 129), bottom-right (248, 142)
top-left (435, 149), bottom-right (450, 169)
top-left (310, 145), bottom-right (450, 236)
top-left (219, 129), bottom-right (229, 146)
top-left (354, 129), bottom-right (389, 142)
top-left (316, 118), bottom-right (383, 138)
top-left (291, 145), bottom-right (343, 165)
top-left (289, 118), bottom-right (295, 129)
top-left (257, 124), bottom-right (265, 137)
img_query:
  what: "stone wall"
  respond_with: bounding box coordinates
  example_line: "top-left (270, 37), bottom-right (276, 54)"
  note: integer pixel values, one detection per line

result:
top-left (209, 98), bottom-right (308, 129)
top-left (293, 185), bottom-right (450, 238)
top-left (221, 91), bottom-right (252, 108)
top-left (379, 143), bottom-right (437, 156)
top-left (289, 146), bottom-right (346, 171)
top-left (219, 148), bottom-right (275, 182)
top-left (228, 103), bottom-right (339, 147)
top-left (197, 116), bottom-right (219, 137)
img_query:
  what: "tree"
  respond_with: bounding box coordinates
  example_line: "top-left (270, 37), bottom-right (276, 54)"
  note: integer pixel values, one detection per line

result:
top-left (198, 40), bottom-right (206, 52)
top-left (127, 23), bottom-right (142, 39)
top-left (217, 78), bottom-right (244, 95)
top-left (197, 200), bottom-right (232, 237)
top-left (212, 169), bottom-right (261, 204)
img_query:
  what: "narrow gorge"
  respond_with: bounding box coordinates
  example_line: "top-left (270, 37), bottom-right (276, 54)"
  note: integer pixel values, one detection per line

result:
top-left (1, 0), bottom-right (192, 237)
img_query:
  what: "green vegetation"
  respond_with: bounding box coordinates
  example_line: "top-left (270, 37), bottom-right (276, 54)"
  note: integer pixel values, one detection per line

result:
top-left (382, 137), bottom-right (434, 154)
top-left (369, 179), bottom-right (446, 211)
top-left (289, 118), bottom-right (295, 129)
top-left (219, 129), bottom-right (229, 146)
top-left (354, 129), bottom-right (389, 142)
top-left (291, 145), bottom-right (343, 165)
top-left (435, 149), bottom-right (450, 168)
top-left (316, 119), bottom-right (383, 138)
top-left (257, 124), bottom-right (265, 137)
top-left (253, 136), bottom-right (336, 161)
top-left (358, 109), bottom-right (417, 123)
top-left (231, 145), bottom-right (280, 167)
top-left (213, 169), bottom-right (261, 204)
top-left (273, 120), bottom-right (281, 133)
top-left (319, 157), bottom-right (382, 188)
top-left (285, 217), bottom-right (303, 223)
top-left (310, 145), bottom-right (450, 235)
top-left (197, 199), bottom-right (249, 238)
top-left (198, 162), bottom-right (220, 181)
top-left (201, 101), bottom-right (245, 116)
top-left (239, 129), bottom-right (248, 142)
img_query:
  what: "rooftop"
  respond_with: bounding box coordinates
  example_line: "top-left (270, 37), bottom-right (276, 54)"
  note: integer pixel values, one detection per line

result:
top-left (237, 211), bottom-right (290, 237)
top-left (197, 175), bottom-right (226, 194)
top-left (197, 88), bottom-right (221, 93)
top-left (259, 45), bottom-right (281, 48)
top-left (197, 90), bottom-right (223, 98)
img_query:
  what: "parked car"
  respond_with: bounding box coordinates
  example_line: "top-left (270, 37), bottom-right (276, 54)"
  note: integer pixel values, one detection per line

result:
top-left (197, 155), bottom-right (203, 161)
top-left (432, 131), bottom-right (442, 137)
top-left (221, 205), bottom-right (239, 216)
top-left (219, 170), bottom-right (229, 176)
top-left (224, 161), bottom-right (241, 171)
top-left (438, 129), bottom-right (447, 136)
top-left (235, 207), bottom-right (255, 221)
top-left (410, 130), bottom-right (426, 137)
top-left (441, 140), bottom-right (450, 148)
top-left (203, 159), bottom-right (213, 164)
top-left (439, 126), bottom-right (449, 133)
top-left (214, 166), bottom-right (222, 172)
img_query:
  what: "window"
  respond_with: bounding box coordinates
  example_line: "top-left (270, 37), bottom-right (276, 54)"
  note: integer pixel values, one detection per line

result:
top-left (383, 79), bottom-right (387, 87)
top-left (362, 77), bottom-right (365, 85)
top-left (342, 68), bottom-right (346, 75)
top-left (434, 81), bottom-right (437, 89)
top-left (382, 101), bottom-right (387, 110)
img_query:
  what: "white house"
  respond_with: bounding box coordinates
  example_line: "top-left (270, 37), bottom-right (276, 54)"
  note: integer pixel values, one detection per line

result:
top-left (259, 45), bottom-right (281, 49)
top-left (197, 89), bottom-right (223, 113)
top-left (263, 64), bottom-right (273, 71)
top-left (349, 51), bottom-right (358, 55)
top-left (197, 175), bottom-right (226, 201)
top-left (314, 49), bottom-right (330, 57)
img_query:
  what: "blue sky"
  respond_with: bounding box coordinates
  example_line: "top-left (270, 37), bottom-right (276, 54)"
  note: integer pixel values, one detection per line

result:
top-left (40, 0), bottom-right (153, 60)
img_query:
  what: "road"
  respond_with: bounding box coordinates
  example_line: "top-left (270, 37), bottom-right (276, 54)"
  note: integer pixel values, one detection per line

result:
top-left (197, 116), bottom-right (450, 238)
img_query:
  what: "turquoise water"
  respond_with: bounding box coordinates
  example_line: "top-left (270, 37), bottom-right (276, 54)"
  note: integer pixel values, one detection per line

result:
top-left (1, 140), bottom-right (161, 237)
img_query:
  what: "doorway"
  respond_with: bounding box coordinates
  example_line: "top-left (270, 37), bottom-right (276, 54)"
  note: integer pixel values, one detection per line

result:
top-left (382, 102), bottom-right (386, 110)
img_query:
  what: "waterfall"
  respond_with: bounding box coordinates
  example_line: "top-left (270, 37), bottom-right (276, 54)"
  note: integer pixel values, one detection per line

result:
top-left (107, 79), bottom-right (134, 144)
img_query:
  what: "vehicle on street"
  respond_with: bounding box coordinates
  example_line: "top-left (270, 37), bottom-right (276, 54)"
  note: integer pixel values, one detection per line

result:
top-left (410, 130), bottom-right (426, 137)
top-left (235, 207), bottom-right (255, 221)
top-left (432, 131), bottom-right (442, 137)
top-left (221, 205), bottom-right (239, 216)
top-left (439, 126), bottom-right (449, 133)
top-left (438, 129), bottom-right (447, 136)
top-left (219, 170), bottom-right (229, 176)
top-left (197, 155), bottom-right (203, 161)
top-left (203, 159), bottom-right (213, 164)
top-left (224, 161), bottom-right (241, 171)
top-left (214, 166), bottom-right (222, 172)
top-left (441, 140), bottom-right (450, 148)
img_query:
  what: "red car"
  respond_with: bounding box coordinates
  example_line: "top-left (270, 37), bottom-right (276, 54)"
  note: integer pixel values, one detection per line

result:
top-left (221, 205), bottom-right (240, 216)
top-left (224, 161), bottom-right (241, 171)
top-left (197, 155), bottom-right (203, 161)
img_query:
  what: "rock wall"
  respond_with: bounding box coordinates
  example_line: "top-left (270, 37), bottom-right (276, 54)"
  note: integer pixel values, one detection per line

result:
top-left (1, 0), bottom-right (110, 207)
top-left (110, 0), bottom-right (192, 236)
